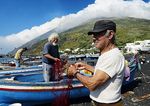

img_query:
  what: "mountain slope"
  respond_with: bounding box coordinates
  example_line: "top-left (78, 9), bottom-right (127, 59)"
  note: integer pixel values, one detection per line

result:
top-left (10, 17), bottom-right (150, 55)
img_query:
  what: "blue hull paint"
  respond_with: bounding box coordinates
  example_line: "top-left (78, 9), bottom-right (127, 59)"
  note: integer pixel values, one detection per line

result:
top-left (0, 87), bottom-right (89, 105)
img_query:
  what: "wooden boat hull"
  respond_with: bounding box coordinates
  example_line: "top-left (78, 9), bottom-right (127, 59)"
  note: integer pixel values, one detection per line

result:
top-left (0, 78), bottom-right (89, 106)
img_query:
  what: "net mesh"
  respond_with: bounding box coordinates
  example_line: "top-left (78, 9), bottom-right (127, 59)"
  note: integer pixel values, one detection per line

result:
top-left (51, 60), bottom-right (73, 106)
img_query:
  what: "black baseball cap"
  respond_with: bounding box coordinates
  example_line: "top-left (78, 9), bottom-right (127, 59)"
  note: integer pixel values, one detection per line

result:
top-left (88, 20), bottom-right (116, 35)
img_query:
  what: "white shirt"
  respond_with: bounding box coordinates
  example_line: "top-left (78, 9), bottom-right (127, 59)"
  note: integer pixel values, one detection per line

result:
top-left (90, 48), bottom-right (125, 103)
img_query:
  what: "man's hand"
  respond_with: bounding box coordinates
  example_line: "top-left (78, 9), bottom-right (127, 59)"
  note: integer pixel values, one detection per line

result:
top-left (54, 58), bottom-right (60, 62)
top-left (75, 62), bottom-right (86, 70)
top-left (75, 62), bottom-right (94, 73)
top-left (67, 65), bottom-right (78, 76)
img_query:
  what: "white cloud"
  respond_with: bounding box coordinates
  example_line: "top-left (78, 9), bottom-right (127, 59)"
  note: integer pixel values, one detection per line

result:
top-left (0, 0), bottom-right (150, 54)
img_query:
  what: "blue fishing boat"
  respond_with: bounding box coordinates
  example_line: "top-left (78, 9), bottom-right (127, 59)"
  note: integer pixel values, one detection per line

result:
top-left (0, 66), bottom-right (90, 106)
top-left (0, 75), bottom-right (89, 106)
top-left (0, 65), bottom-right (42, 79)
top-left (0, 54), bottom-right (140, 106)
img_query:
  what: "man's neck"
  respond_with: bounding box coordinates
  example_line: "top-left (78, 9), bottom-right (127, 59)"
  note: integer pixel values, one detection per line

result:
top-left (101, 44), bottom-right (116, 55)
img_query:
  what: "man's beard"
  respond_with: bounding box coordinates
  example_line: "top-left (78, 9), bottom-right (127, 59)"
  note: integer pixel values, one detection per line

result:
top-left (52, 42), bottom-right (58, 46)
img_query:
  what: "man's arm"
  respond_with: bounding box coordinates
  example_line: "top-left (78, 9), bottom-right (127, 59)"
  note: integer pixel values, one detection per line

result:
top-left (44, 54), bottom-right (60, 61)
top-left (76, 70), bottom-right (110, 91)
top-left (68, 65), bottom-right (110, 91)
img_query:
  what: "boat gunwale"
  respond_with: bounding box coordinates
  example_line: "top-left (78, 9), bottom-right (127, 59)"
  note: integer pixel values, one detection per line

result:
top-left (0, 78), bottom-right (85, 91)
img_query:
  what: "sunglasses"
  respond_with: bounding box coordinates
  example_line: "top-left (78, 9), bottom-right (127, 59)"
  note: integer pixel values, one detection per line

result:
top-left (93, 31), bottom-right (107, 38)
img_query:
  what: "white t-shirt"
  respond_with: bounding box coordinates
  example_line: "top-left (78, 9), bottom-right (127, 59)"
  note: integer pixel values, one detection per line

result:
top-left (90, 48), bottom-right (125, 103)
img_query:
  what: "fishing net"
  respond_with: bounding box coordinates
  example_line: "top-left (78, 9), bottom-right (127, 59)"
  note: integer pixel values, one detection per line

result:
top-left (51, 84), bottom-right (72, 106)
top-left (51, 60), bottom-right (73, 106)
top-left (52, 60), bottom-right (63, 81)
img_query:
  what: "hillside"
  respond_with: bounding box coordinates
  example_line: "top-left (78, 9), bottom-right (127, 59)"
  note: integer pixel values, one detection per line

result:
top-left (12, 17), bottom-right (150, 55)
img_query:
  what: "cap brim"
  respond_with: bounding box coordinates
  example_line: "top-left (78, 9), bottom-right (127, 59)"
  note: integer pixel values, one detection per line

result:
top-left (88, 29), bottom-right (105, 35)
top-left (88, 31), bottom-right (95, 35)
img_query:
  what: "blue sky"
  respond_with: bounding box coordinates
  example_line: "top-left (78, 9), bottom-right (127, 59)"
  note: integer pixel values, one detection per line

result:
top-left (0, 0), bottom-right (149, 54)
top-left (0, 0), bottom-right (95, 36)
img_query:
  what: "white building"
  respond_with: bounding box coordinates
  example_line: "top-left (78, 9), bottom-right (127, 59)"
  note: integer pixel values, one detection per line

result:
top-left (125, 40), bottom-right (150, 53)
top-left (140, 40), bottom-right (150, 52)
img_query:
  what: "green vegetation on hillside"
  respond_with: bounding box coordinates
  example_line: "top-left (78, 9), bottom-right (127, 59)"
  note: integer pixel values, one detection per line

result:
top-left (26, 17), bottom-right (150, 55)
